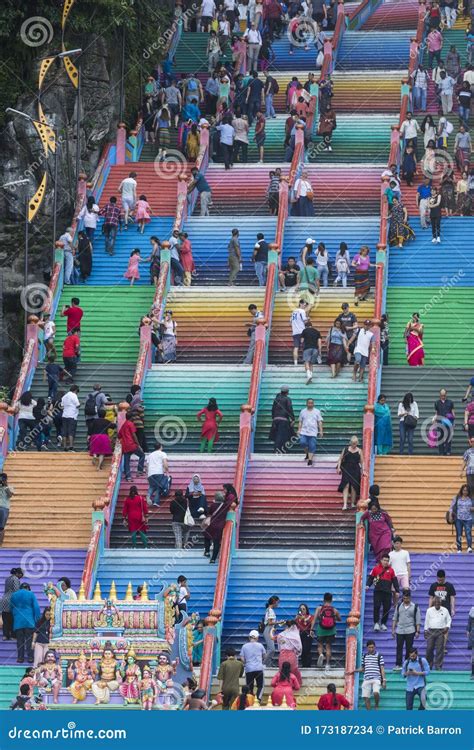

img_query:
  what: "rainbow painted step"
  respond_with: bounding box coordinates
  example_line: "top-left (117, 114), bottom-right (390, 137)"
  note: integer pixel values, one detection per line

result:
top-left (337, 30), bottom-right (413, 70)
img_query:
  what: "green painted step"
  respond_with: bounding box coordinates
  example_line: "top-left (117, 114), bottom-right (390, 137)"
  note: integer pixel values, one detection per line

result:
top-left (0, 666), bottom-right (24, 710)
top-left (360, 671), bottom-right (474, 710)
top-left (56, 287), bottom-right (154, 363)
top-left (385, 287), bottom-right (474, 367)
top-left (174, 32), bottom-right (214, 73)
top-left (143, 364), bottom-right (251, 453)
top-left (254, 366), bottom-right (367, 454)
top-left (310, 114), bottom-right (396, 164)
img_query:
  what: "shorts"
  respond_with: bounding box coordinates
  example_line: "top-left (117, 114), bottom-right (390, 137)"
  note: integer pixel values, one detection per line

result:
top-left (255, 133), bottom-right (266, 147)
top-left (300, 434), bottom-right (317, 454)
top-left (167, 102), bottom-right (179, 116)
top-left (122, 197), bottom-right (135, 210)
top-left (361, 679), bottom-right (381, 698)
top-left (354, 352), bottom-right (368, 367)
top-left (397, 574), bottom-right (410, 590)
top-left (292, 333), bottom-right (303, 348)
top-left (62, 418), bottom-right (77, 439)
top-left (317, 634), bottom-right (335, 645)
top-left (303, 347), bottom-right (318, 364)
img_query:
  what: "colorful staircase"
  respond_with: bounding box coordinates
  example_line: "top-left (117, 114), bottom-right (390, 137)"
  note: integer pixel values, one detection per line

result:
top-left (362, 0), bottom-right (420, 30)
top-left (337, 31), bottom-right (413, 70)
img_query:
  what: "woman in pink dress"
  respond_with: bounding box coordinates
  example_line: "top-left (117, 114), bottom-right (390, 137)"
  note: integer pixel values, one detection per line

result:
top-left (135, 194), bottom-right (152, 234)
top-left (197, 398), bottom-right (223, 453)
top-left (405, 312), bottom-right (425, 366)
top-left (271, 662), bottom-right (300, 708)
top-left (179, 231), bottom-right (195, 286)
top-left (352, 245), bottom-right (375, 305)
top-left (124, 249), bottom-right (144, 286)
top-left (276, 620), bottom-right (302, 684)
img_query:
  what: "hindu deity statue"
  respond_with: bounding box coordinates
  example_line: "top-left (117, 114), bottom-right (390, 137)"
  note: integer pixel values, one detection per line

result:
top-left (37, 650), bottom-right (62, 704)
top-left (139, 666), bottom-right (158, 711)
top-left (117, 648), bottom-right (142, 705)
top-left (67, 651), bottom-right (95, 704)
top-left (153, 652), bottom-right (178, 705)
top-left (94, 599), bottom-right (123, 630)
top-left (91, 642), bottom-right (120, 705)
top-left (163, 583), bottom-right (179, 643)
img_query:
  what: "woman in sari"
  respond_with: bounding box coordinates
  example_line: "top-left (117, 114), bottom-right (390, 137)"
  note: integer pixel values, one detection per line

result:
top-left (359, 498), bottom-right (394, 561)
top-left (76, 231), bottom-right (93, 282)
top-left (374, 394), bottom-right (393, 455)
top-left (441, 167), bottom-right (456, 216)
top-left (456, 170), bottom-right (471, 215)
top-left (405, 312), bottom-right (425, 367)
top-left (276, 620), bottom-right (302, 684)
top-left (352, 245), bottom-right (374, 305)
top-left (388, 197), bottom-right (415, 248)
top-left (422, 139), bottom-right (437, 179)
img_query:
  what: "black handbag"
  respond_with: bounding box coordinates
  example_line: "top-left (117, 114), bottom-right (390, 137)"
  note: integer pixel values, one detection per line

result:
top-left (404, 414), bottom-right (418, 429)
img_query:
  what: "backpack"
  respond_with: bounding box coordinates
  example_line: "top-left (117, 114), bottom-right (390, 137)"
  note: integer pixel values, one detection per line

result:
top-left (257, 618), bottom-right (265, 634)
top-left (84, 392), bottom-right (99, 418)
top-left (319, 605), bottom-right (336, 630)
top-left (272, 78), bottom-right (280, 94)
top-left (187, 78), bottom-right (198, 92)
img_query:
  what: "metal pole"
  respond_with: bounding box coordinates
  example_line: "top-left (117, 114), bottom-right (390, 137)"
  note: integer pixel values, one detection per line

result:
top-left (75, 63), bottom-right (81, 185)
top-left (24, 194), bottom-right (29, 350)
top-left (52, 129), bottom-right (59, 267)
top-left (119, 25), bottom-right (126, 122)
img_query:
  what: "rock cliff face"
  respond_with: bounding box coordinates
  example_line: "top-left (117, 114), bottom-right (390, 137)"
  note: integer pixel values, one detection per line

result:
top-left (0, 34), bottom-right (124, 385)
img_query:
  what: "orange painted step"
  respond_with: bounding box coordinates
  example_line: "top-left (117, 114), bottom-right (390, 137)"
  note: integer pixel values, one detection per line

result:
top-left (98, 164), bottom-right (193, 216)
top-left (374, 456), bottom-right (462, 553)
top-left (1, 454), bottom-right (108, 549)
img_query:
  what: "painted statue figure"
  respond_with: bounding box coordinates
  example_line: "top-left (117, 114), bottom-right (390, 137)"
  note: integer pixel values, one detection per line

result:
top-left (118, 648), bottom-right (141, 705)
top-left (67, 651), bottom-right (95, 703)
top-left (37, 650), bottom-right (62, 704)
top-left (94, 599), bottom-right (123, 629)
top-left (139, 666), bottom-right (158, 710)
top-left (91, 642), bottom-right (120, 705)
top-left (153, 652), bottom-right (178, 706)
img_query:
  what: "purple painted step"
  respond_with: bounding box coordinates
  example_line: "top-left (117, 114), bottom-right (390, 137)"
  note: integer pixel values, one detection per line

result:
top-left (363, 554), bottom-right (472, 671)
top-left (0, 549), bottom-right (86, 667)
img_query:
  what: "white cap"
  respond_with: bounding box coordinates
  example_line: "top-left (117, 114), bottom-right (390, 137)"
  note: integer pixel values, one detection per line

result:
top-left (249, 630), bottom-right (259, 639)
top-left (306, 237), bottom-right (315, 244)
top-left (199, 118), bottom-right (210, 127)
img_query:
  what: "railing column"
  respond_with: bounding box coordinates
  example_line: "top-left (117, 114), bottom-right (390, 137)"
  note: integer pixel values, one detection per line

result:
top-left (116, 122), bottom-right (127, 165)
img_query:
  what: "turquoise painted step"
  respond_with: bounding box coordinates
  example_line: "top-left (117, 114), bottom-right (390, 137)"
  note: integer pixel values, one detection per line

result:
top-left (143, 365), bottom-right (251, 452)
top-left (56, 287), bottom-right (154, 363)
top-left (385, 287), bottom-right (474, 366)
top-left (387, 218), bottom-right (474, 287)
top-left (223, 549), bottom-right (354, 665)
top-left (309, 115), bottom-right (396, 164)
top-left (96, 549), bottom-right (217, 621)
top-left (0, 666), bottom-right (24, 710)
top-left (360, 672), bottom-right (474, 710)
top-left (84, 218), bottom-right (174, 285)
top-left (255, 366), bottom-right (367, 454)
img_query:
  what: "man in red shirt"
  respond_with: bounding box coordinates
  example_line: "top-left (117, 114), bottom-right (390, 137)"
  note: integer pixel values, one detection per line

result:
top-left (62, 327), bottom-right (80, 382)
top-left (61, 298), bottom-right (83, 335)
top-left (366, 554), bottom-right (399, 632)
top-left (118, 412), bottom-right (145, 481)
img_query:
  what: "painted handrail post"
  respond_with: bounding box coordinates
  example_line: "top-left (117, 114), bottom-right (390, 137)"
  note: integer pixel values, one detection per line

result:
top-left (116, 122), bottom-right (127, 165)
top-left (175, 178), bottom-right (189, 231)
top-left (0, 403), bottom-right (9, 467)
top-left (389, 125), bottom-right (401, 171)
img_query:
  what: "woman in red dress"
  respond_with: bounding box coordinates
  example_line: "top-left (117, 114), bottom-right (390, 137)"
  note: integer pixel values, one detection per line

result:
top-left (122, 485), bottom-right (149, 548)
top-left (270, 662), bottom-right (300, 708)
top-left (317, 683), bottom-right (350, 710)
top-left (178, 232), bottom-right (195, 287)
top-left (197, 398), bottom-right (223, 453)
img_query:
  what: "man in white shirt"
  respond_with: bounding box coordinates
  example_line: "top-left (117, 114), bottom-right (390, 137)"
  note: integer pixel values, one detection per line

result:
top-left (389, 536), bottom-right (411, 592)
top-left (399, 111), bottom-right (420, 150)
top-left (353, 320), bottom-right (374, 383)
top-left (200, 0), bottom-right (216, 32)
top-left (290, 299), bottom-right (308, 366)
top-left (146, 441), bottom-right (169, 507)
top-left (118, 171), bottom-right (137, 227)
top-left (463, 65), bottom-right (474, 89)
top-left (243, 22), bottom-right (262, 73)
top-left (216, 121), bottom-right (235, 170)
top-left (424, 597), bottom-right (451, 670)
top-left (42, 314), bottom-right (56, 353)
top-left (60, 385), bottom-right (80, 451)
top-left (298, 398), bottom-right (324, 466)
top-left (411, 65), bottom-right (428, 112)
top-left (224, 0), bottom-right (237, 30)
top-left (438, 71), bottom-right (455, 114)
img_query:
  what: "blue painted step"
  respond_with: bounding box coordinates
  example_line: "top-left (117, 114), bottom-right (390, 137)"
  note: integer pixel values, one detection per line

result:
top-left (337, 31), bottom-right (413, 70)
top-left (84, 218), bottom-right (174, 286)
top-left (388, 217), bottom-right (474, 287)
top-left (223, 549), bottom-right (354, 665)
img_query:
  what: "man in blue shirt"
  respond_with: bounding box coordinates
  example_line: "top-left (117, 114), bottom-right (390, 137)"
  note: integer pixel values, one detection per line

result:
top-left (416, 177), bottom-right (432, 230)
top-left (188, 168), bottom-right (212, 216)
top-left (402, 647), bottom-right (430, 710)
top-left (10, 583), bottom-right (41, 664)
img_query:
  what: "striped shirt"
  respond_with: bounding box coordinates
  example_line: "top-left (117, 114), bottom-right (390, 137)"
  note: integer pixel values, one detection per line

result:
top-left (362, 652), bottom-right (384, 681)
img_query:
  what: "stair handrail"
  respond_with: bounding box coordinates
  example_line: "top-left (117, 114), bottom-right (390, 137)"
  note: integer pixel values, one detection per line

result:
top-left (309, 1), bottom-right (346, 136)
top-left (181, 126), bottom-right (210, 224)
top-left (344, 11), bottom-right (424, 704)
